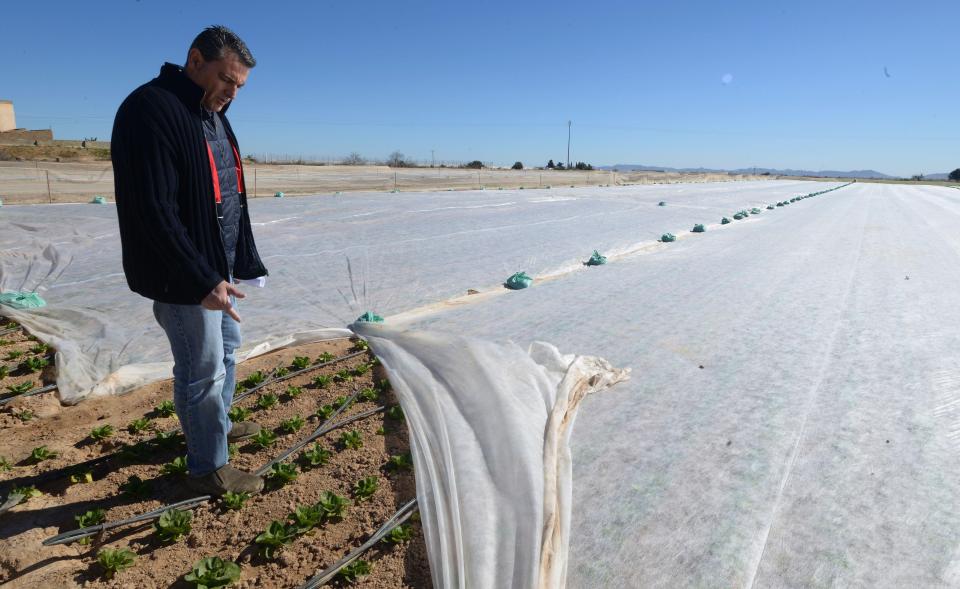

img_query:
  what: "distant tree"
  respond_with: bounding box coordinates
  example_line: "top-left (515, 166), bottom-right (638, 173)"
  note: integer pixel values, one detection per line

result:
top-left (555, 161), bottom-right (565, 170)
top-left (911, 174), bottom-right (924, 181)
top-left (464, 160), bottom-right (483, 169)
top-left (573, 162), bottom-right (593, 170)
top-left (344, 152), bottom-right (365, 165)
top-left (949, 169), bottom-right (960, 181)
top-left (512, 161), bottom-right (523, 170)
top-left (387, 151), bottom-right (406, 167)
top-left (546, 159), bottom-right (555, 169)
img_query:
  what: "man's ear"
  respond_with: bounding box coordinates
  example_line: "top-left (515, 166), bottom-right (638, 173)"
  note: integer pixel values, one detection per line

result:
top-left (185, 47), bottom-right (204, 71)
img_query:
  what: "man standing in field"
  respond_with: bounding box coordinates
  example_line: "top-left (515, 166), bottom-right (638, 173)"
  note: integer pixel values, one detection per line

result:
top-left (112, 26), bottom-right (267, 495)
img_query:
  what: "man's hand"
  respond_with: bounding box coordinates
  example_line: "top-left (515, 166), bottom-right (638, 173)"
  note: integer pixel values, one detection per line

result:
top-left (202, 280), bottom-right (246, 322)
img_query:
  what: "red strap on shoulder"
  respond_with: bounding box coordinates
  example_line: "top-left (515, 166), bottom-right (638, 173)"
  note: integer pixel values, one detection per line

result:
top-left (231, 144), bottom-right (245, 195)
top-left (205, 141), bottom-right (222, 204)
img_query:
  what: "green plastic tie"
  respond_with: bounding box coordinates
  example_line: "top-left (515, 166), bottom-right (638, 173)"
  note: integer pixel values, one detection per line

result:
top-left (504, 272), bottom-right (533, 290)
top-left (0, 291), bottom-right (46, 310)
top-left (356, 311), bottom-right (384, 323)
top-left (586, 250), bottom-right (607, 266)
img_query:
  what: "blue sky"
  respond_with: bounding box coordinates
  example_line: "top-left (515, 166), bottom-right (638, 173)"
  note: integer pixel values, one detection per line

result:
top-left (3, 0), bottom-right (959, 176)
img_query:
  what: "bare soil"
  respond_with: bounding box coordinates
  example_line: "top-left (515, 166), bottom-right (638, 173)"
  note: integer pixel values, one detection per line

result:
top-left (0, 318), bottom-right (430, 588)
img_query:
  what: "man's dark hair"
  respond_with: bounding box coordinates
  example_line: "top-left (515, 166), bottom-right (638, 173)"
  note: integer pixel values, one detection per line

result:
top-left (188, 25), bottom-right (256, 68)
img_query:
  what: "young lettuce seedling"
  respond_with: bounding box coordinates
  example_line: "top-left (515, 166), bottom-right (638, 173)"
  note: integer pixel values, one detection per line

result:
top-left (127, 418), bottom-right (152, 434)
top-left (6, 381), bottom-right (33, 394)
top-left (184, 556), bottom-right (241, 588)
top-left (352, 338), bottom-right (369, 351)
top-left (301, 443), bottom-right (331, 468)
top-left (352, 476), bottom-right (378, 502)
top-left (5, 350), bottom-right (22, 361)
top-left (30, 445), bottom-right (57, 462)
top-left (0, 365), bottom-right (8, 379)
top-left (240, 371), bottom-right (266, 389)
top-left (334, 369), bottom-right (353, 382)
top-left (0, 456), bottom-right (11, 471)
top-left (340, 430), bottom-right (363, 450)
top-left (387, 453), bottom-right (413, 471)
top-left (316, 404), bottom-right (335, 420)
top-left (267, 463), bottom-right (299, 486)
top-left (312, 375), bottom-right (332, 389)
top-left (153, 430), bottom-right (185, 450)
top-left (316, 352), bottom-right (335, 363)
top-left (11, 485), bottom-right (41, 500)
top-left (154, 508), bottom-right (192, 543)
top-left (227, 406), bottom-right (252, 423)
top-left (89, 424), bottom-right (115, 441)
top-left (358, 387), bottom-right (378, 402)
top-left (289, 503), bottom-right (324, 534)
top-left (75, 508), bottom-right (106, 544)
top-left (256, 393), bottom-right (278, 410)
top-left (69, 470), bottom-right (94, 484)
top-left (284, 385), bottom-right (303, 399)
top-left (386, 406), bottom-right (404, 421)
top-left (316, 491), bottom-right (349, 521)
top-left (254, 520), bottom-right (297, 558)
top-left (385, 523), bottom-right (413, 544)
top-left (20, 356), bottom-right (49, 373)
top-left (120, 475), bottom-right (152, 499)
top-left (272, 366), bottom-right (289, 378)
top-left (155, 400), bottom-right (176, 417)
top-left (221, 491), bottom-right (251, 511)
top-left (96, 547), bottom-right (136, 579)
top-left (291, 356), bottom-right (310, 370)
top-left (337, 560), bottom-right (371, 583)
top-left (161, 456), bottom-right (189, 476)
top-left (279, 416), bottom-right (305, 434)
top-left (30, 343), bottom-right (50, 355)
top-left (250, 429), bottom-right (278, 450)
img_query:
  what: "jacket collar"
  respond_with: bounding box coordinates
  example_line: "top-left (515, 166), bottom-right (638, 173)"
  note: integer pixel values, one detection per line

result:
top-left (156, 62), bottom-right (232, 116)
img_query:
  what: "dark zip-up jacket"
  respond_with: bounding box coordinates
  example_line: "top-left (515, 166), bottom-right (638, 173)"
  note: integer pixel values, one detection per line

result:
top-left (112, 62), bottom-right (267, 305)
top-left (201, 108), bottom-right (241, 274)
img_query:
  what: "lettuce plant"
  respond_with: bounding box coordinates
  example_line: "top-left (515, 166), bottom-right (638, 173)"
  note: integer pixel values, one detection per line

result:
top-left (301, 443), bottom-right (331, 467)
top-left (316, 491), bottom-right (349, 521)
top-left (352, 476), bottom-right (378, 502)
top-left (120, 475), bottom-right (151, 499)
top-left (254, 521), bottom-right (297, 558)
top-left (227, 406), bottom-right (252, 423)
top-left (385, 524), bottom-right (413, 544)
top-left (30, 445), bottom-right (57, 462)
top-left (127, 418), bottom-right (152, 434)
top-left (267, 463), bottom-right (299, 486)
top-left (279, 416), bottom-right (305, 434)
top-left (154, 508), bottom-right (192, 542)
top-left (337, 560), bottom-right (371, 583)
top-left (89, 424), bottom-right (114, 441)
top-left (155, 400), bottom-right (176, 417)
top-left (256, 393), bottom-right (278, 410)
top-left (221, 491), bottom-right (251, 511)
top-left (291, 356), bottom-right (310, 370)
top-left (161, 456), bottom-right (188, 476)
top-left (340, 430), bottom-right (362, 450)
top-left (97, 547), bottom-right (136, 579)
top-left (250, 429), bottom-right (277, 449)
top-left (184, 556), bottom-right (241, 589)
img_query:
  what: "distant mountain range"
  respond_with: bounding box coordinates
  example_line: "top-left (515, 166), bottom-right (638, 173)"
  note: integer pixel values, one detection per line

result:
top-left (596, 164), bottom-right (951, 180)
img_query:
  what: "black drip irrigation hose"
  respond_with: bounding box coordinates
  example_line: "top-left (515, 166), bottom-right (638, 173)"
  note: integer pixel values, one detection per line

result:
top-left (233, 348), bottom-right (366, 404)
top-left (41, 495), bottom-right (213, 546)
top-left (41, 395), bottom-right (386, 547)
top-left (0, 325), bottom-right (22, 338)
top-left (0, 383), bottom-right (58, 407)
top-left (17, 349), bottom-right (369, 487)
top-left (298, 498), bottom-right (419, 589)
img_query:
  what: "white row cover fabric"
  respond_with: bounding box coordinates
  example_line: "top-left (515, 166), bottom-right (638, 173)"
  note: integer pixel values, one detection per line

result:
top-left (0, 180), bottom-right (828, 402)
top-left (353, 322), bottom-right (629, 588)
top-left (396, 183), bottom-right (960, 587)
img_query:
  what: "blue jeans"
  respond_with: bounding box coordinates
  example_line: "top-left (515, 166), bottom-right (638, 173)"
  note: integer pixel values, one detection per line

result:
top-left (153, 296), bottom-right (241, 476)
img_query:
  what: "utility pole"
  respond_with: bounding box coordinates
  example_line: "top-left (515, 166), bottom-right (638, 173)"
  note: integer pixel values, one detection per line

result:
top-left (431, 149), bottom-right (435, 168)
top-left (566, 120), bottom-right (571, 170)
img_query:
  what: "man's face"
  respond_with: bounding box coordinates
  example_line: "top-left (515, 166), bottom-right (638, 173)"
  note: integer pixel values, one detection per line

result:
top-left (185, 48), bottom-right (249, 112)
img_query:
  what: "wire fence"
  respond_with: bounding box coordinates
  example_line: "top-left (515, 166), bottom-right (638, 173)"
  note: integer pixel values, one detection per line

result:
top-left (0, 161), bottom-right (631, 205)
